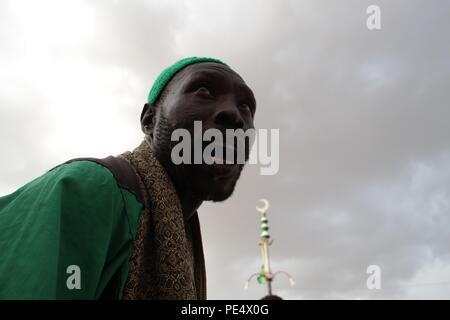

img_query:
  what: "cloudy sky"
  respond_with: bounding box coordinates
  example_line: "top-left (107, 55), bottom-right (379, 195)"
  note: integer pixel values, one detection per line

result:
top-left (1, 0), bottom-right (450, 299)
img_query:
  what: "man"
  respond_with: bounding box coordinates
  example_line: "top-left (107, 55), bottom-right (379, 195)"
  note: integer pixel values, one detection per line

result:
top-left (0, 57), bottom-right (257, 299)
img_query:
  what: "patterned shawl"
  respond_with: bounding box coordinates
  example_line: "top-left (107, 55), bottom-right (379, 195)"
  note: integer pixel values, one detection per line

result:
top-left (118, 141), bottom-right (206, 300)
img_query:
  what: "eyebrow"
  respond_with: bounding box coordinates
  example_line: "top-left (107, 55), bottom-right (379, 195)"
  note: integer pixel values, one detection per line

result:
top-left (187, 70), bottom-right (256, 104)
top-left (187, 70), bottom-right (229, 84)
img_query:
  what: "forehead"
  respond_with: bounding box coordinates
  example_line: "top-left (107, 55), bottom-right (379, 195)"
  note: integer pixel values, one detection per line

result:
top-left (170, 62), bottom-right (248, 89)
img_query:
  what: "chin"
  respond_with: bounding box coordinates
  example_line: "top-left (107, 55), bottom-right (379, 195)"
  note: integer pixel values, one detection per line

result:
top-left (187, 162), bottom-right (244, 202)
top-left (197, 170), bottom-right (242, 202)
top-left (206, 185), bottom-right (236, 202)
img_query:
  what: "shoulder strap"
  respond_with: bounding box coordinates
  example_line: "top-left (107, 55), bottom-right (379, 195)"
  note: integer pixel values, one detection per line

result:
top-left (56, 156), bottom-right (143, 205)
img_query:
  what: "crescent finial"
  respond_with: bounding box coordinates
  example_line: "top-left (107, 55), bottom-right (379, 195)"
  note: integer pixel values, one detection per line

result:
top-left (256, 198), bottom-right (269, 214)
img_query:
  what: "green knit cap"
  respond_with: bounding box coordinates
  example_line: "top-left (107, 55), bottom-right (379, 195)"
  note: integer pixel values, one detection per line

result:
top-left (147, 56), bottom-right (229, 105)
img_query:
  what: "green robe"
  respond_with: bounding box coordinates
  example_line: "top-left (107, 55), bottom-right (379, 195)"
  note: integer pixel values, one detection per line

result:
top-left (0, 160), bottom-right (143, 299)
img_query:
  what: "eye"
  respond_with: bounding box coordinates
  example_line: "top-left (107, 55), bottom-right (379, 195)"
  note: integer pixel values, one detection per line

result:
top-left (195, 86), bottom-right (212, 96)
top-left (239, 103), bottom-right (251, 112)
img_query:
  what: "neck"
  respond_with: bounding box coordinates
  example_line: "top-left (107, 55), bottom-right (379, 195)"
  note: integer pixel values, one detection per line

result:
top-left (178, 192), bottom-right (203, 221)
top-left (144, 137), bottom-right (203, 221)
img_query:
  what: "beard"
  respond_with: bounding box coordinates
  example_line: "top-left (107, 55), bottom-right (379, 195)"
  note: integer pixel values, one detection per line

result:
top-left (150, 110), bottom-right (244, 202)
top-left (193, 164), bottom-right (244, 202)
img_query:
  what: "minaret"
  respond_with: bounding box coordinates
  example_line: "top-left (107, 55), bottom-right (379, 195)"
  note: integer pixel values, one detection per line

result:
top-left (245, 199), bottom-right (295, 298)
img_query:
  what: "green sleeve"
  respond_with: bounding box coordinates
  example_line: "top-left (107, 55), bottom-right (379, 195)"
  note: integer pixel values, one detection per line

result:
top-left (0, 160), bottom-right (142, 299)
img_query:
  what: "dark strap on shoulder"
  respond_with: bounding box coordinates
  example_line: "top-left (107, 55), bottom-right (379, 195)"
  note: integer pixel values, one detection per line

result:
top-left (56, 156), bottom-right (143, 205)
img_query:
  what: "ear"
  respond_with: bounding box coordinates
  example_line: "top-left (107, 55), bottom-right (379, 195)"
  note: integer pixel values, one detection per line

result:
top-left (140, 103), bottom-right (156, 136)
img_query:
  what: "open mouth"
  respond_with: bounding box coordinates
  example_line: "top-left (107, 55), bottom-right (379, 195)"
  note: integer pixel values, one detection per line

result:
top-left (209, 156), bottom-right (234, 165)
top-left (201, 143), bottom-right (243, 178)
top-left (209, 143), bottom-right (237, 164)
top-left (203, 140), bottom-right (248, 164)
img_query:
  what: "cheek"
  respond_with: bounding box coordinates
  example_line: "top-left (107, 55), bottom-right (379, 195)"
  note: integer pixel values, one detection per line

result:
top-left (168, 99), bottom-right (214, 129)
top-left (164, 100), bottom-right (192, 128)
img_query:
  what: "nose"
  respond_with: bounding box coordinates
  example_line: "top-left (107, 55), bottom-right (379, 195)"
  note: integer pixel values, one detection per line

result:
top-left (213, 101), bottom-right (244, 130)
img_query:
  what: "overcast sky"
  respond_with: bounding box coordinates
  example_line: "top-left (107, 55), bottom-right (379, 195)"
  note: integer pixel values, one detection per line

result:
top-left (1, 0), bottom-right (450, 299)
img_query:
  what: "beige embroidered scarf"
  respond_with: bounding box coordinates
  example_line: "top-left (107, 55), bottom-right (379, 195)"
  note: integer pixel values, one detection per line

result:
top-left (118, 141), bottom-right (206, 300)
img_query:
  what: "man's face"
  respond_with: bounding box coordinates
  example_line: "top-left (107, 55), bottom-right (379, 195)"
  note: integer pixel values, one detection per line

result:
top-left (151, 62), bottom-right (256, 202)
